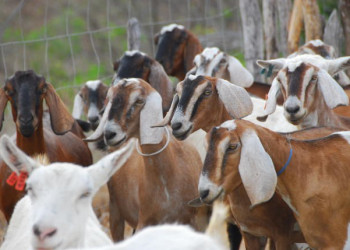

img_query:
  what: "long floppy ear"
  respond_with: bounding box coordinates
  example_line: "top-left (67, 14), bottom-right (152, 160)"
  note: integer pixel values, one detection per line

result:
top-left (113, 60), bottom-right (120, 72)
top-left (238, 129), bottom-right (277, 207)
top-left (336, 71), bottom-right (350, 87)
top-left (148, 60), bottom-right (173, 111)
top-left (317, 69), bottom-right (349, 108)
top-left (257, 78), bottom-right (280, 122)
top-left (87, 139), bottom-right (135, 193)
top-left (326, 56), bottom-right (350, 76)
top-left (72, 91), bottom-right (84, 119)
top-left (0, 135), bottom-right (40, 175)
top-left (85, 101), bottom-right (112, 142)
top-left (0, 88), bottom-right (8, 131)
top-left (256, 58), bottom-right (286, 72)
top-left (183, 32), bottom-right (202, 71)
top-left (227, 55), bottom-right (254, 88)
top-left (216, 79), bottom-right (253, 119)
top-left (140, 91), bottom-right (164, 145)
top-left (151, 93), bottom-right (179, 128)
top-left (44, 83), bottom-right (75, 135)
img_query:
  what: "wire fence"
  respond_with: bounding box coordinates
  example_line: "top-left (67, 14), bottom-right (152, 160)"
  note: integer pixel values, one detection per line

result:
top-left (0, 0), bottom-right (242, 104)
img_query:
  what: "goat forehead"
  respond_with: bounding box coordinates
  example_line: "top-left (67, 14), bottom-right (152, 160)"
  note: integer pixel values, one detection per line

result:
top-left (160, 23), bottom-right (184, 34)
top-left (8, 71), bottom-right (43, 89)
top-left (220, 120), bottom-right (237, 131)
top-left (125, 50), bottom-right (146, 57)
top-left (179, 76), bottom-right (207, 106)
top-left (86, 80), bottom-right (101, 91)
top-left (201, 47), bottom-right (220, 61)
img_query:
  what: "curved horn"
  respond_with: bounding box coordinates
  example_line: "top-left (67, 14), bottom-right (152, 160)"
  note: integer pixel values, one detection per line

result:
top-left (84, 102), bottom-right (112, 142)
top-left (151, 94), bottom-right (179, 128)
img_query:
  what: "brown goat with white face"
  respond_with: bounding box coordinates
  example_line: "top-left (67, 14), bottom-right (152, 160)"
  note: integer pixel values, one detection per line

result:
top-left (72, 80), bottom-right (109, 130)
top-left (113, 50), bottom-right (173, 113)
top-left (201, 119), bottom-right (350, 249)
top-left (86, 78), bottom-right (206, 241)
top-left (155, 24), bottom-right (203, 80)
top-left (0, 70), bottom-right (92, 221)
top-left (257, 54), bottom-right (350, 129)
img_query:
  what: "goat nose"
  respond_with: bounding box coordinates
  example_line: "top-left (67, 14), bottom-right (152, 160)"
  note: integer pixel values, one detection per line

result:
top-left (200, 189), bottom-right (209, 200)
top-left (19, 115), bottom-right (34, 125)
top-left (171, 122), bottom-right (182, 131)
top-left (286, 105), bottom-right (300, 114)
top-left (105, 130), bottom-right (116, 140)
top-left (88, 116), bottom-right (99, 123)
top-left (33, 225), bottom-right (57, 241)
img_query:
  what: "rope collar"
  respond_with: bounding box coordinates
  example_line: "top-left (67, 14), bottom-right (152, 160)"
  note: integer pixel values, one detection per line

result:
top-left (136, 127), bottom-right (170, 157)
top-left (277, 147), bottom-right (293, 176)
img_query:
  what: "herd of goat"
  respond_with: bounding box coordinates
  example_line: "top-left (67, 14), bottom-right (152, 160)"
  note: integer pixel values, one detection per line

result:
top-left (0, 23), bottom-right (349, 250)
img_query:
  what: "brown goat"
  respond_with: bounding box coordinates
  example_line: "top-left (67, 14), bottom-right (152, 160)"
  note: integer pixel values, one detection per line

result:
top-left (85, 78), bottom-right (206, 241)
top-left (113, 50), bottom-right (173, 113)
top-left (201, 119), bottom-right (350, 249)
top-left (155, 24), bottom-right (203, 80)
top-left (0, 70), bottom-right (92, 221)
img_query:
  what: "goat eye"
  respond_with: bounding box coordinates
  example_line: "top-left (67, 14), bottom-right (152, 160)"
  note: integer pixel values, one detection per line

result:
top-left (227, 143), bottom-right (239, 152)
top-left (311, 75), bottom-right (318, 82)
top-left (4, 89), bottom-right (13, 96)
top-left (203, 90), bottom-right (212, 96)
top-left (79, 191), bottom-right (91, 199)
top-left (135, 99), bottom-right (145, 105)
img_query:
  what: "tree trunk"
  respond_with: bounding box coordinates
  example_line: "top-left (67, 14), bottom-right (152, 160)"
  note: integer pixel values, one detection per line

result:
top-left (339, 0), bottom-right (350, 56)
top-left (239, 0), bottom-right (264, 81)
top-left (276, 0), bottom-right (292, 56)
top-left (324, 9), bottom-right (344, 57)
top-left (287, 0), bottom-right (304, 53)
top-left (263, 0), bottom-right (278, 59)
top-left (302, 0), bottom-right (322, 42)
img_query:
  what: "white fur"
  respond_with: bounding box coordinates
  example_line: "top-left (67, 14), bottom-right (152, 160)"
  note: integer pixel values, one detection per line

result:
top-left (220, 120), bottom-right (236, 131)
top-left (201, 47), bottom-right (220, 61)
top-left (344, 223), bottom-right (350, 250)
top-left (72, 94), bottom-right (84, 119)
top-left (160, 24), bottom-right (185, 34)
top-left (86, 80), bottom-right (102, 91)
top-left (0, 136), bottom-right (135, 250)
top-left (188, 74), bottom-right (199, 81)
top-left (125, 50), bottom-right (146, 57)
top-left (332, 131), bottom-right (350, 145)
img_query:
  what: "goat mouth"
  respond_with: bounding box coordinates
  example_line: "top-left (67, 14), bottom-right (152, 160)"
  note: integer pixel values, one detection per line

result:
top-left (90, 122), bottom-right (99, 130)
top-left (172, 125), bottom-right (193, 140)
top-left (35, 241), bottom-right (62, 250)
top-left (201, 188), bottom-right (224, 205)
top-left (107, 135), bottom-right (127, 147)
top-left (19, 126), bottom-right (35, 137)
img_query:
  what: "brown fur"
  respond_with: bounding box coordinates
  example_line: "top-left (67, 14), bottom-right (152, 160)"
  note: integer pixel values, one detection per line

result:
top-left (208, 120), bottom-right (350, 249)
top-left (0, 70), bottom-right (92, 221)
top-left (99, 79), bottom-right (206, 241)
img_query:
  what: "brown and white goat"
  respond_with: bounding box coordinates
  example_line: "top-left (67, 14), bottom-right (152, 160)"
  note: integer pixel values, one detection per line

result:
top-left (257, 54), bottom-right (350, 129)
top-left (0, 70), bottom-right (92, 221)
top-left (85, 78), bottom-right (206, 241)
top-left (200, 119), bottom-right (350, 249)
top-left (154, 24), bottom-right (203, 80)
top-left (72, 80), bottom-right (109, 130)
top-left (113, 50), bottom-right (173, 113)
top-left (155, 75), bottom-right (302, 249)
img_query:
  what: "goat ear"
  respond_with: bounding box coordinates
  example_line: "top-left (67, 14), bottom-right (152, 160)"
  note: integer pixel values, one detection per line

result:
top-left (256, 58), bottom-right (286, 72)
top-left (0, 135), bottom-right (40, 175)
top-left (154, 32), bottom-right (160, 45)
top-left (257, 78), bottom-right (280, 121)
top-left (44, 83), bottom-right (75, 135)
top-left (327, 56), bottom-right (350, 76)
top-left (140, 91), bottom-right (164, 145)
top-left (87, 139), bottom-right (135, 192)
top-left (238, 129), bottom-right (277, 207)
top-left (336, 71), bottom-right (350, 87)
top-left (227, 56), bottom-right (254, 88)
top-left (72, 91), bottom-right (84, 119)
top-left (0, 88), bottom-right (8, 131)
top-left (113, 60), bottom-right (120, 72)
top-left (85, 101), bottom-right (112, 142)
top-left (148, 61), bottom-right (173, 111)
top-left (215, 78), bottom-right (253, 119)
top-left (152, 93), bottom-right (179, 128)
top-left (184, 33), bottom-right (202, 71)
top-left (317, 69), bottom-right (349, 109)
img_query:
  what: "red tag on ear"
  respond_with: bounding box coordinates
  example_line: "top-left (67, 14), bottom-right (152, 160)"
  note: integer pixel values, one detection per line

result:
top-left (6, 172), bottom-right (18, 186)
top-left (264, 94), bottom-right (268, 110)
top-left (15, 172), bottom-right (28, 191)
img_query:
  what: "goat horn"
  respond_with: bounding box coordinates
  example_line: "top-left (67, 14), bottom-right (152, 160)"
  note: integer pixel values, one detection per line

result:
top-left (187, 197), bottom-right (205, 207)
top-left (151, 94), bottom-right (179, 128)
top-left (84, 102), bottom-right (112, 142)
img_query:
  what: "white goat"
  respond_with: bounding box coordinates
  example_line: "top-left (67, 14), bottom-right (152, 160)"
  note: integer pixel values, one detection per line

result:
top-left (0, 135), bottom-right (135, 250)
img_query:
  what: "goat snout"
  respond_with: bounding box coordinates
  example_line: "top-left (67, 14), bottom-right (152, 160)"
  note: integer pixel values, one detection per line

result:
top-left (285, 105), bottom-right (300, 114)
top-left (171, 122), bottom-right (182, 131)
top-left (88, 116), bottom-right (99, 124)
top-left (199, 189), bottom-right (209, 200)
top-left (19, 114), bottom-right (34, 125)
top-left (33, 225), bottom-right (57, 241)
top-left (104, 130), bottom-right (116, 140)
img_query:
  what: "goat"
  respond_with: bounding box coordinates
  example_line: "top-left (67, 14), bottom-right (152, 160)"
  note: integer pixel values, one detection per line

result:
top-left (85, 78), bottom-right (207, 241)
top-left (257, 54), bottom-right (350, 129)
top-left (72, 80), bottom-right (109, 130)
top-left (68, 201), bottom-right (229, 250)
top-left (113, 50), bottom-right (173, 113)
top-left (153, 75), bottom-right (301, 249)
top-left (199, 118), bottom-right (350, 249)
top-left (0, 70), bottom-right (92, 222)
top-left (0, 135), bottom-right (135, 250)
top-left (154, 24), bottom-right (203, 80)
